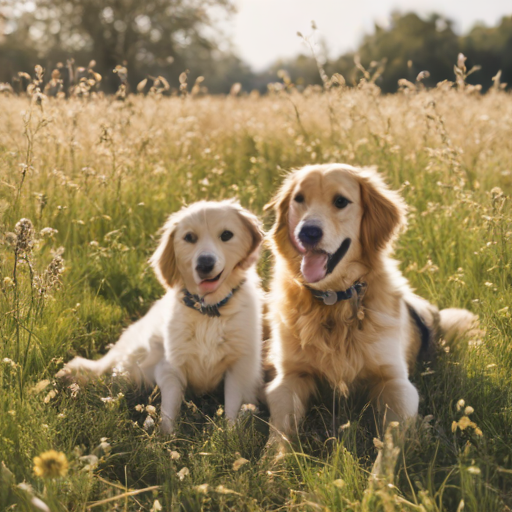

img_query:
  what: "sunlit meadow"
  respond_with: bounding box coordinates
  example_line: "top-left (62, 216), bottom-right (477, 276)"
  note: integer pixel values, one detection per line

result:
top-left (0, 61), bottom-right (511, 511)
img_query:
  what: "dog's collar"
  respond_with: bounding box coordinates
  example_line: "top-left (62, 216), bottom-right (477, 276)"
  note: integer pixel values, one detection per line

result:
top-left (181, 281), bottom-right (244, 317)
top-left (306, 281), bottom-right (367, 306)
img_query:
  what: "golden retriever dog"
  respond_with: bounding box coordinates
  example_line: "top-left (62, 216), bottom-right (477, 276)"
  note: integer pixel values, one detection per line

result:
top-left (265, 163), bottom-right (477, 437)
top-left (57, 200), bottom-right (264, 434)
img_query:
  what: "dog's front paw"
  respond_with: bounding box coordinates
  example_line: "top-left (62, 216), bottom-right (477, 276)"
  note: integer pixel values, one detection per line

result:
top-left (159, 417), bottom-right (175, 436)
top-left (262, 430), bottom-right (291, 464)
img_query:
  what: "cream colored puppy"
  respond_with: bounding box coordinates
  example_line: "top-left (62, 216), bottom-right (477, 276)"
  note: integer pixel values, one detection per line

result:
top-left (265, 164), bottom-right (478, 437)
top-left (57, 200), bottom-right (264, 434)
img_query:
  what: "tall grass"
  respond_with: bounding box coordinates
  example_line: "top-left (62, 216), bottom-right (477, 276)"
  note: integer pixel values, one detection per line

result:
top-left (0, 65), bottom-right (511, 510)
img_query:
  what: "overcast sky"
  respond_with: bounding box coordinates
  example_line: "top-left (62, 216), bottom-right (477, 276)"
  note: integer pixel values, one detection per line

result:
top-left (225, 0), bottom-right (512, 70)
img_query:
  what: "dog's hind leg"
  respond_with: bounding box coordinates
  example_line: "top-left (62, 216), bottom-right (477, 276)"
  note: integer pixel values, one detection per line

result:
top-left (55, 348), bottom-right (121, 383)
top-left (56, 302), bottom-right (164, 383)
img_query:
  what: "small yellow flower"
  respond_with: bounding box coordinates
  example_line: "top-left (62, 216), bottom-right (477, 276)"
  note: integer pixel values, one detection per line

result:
top-left (33, 450), bottom-right (68, 478)
top-left (32, 379), bottom-right (51, 394)
top-left (43, 389), bottom-right (58, 404)
top-left (467, 466), bottom-right (481, 475)
top-left (195, 483), bottom-right (209, 494)
top-left (177, 467), bottom-right (189, 480)
top-left (464, 406), bottom-right (474, 416)
top-left (233, 456), bottom-right (249, 471)
top-left (457, 416), bottom-right (473, 430)
top-left (150, 499), bottom-right (162, 512)
top-left (215, 485), bottom-right (241, 495)
top-left (169, 450), bottom-right (180, 460)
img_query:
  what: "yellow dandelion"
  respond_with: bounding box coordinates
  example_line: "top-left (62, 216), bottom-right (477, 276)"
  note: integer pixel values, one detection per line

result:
top-left (33, 450), bottom-right (68, 478)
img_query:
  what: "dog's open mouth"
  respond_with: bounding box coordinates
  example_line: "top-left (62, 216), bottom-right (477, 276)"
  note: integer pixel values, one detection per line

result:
top-left (300, 239), bottom-right (351, 283)
top-left (198, 270), bottom-right (224, 293)
top-left (201, 271), bottom-right (223, 283)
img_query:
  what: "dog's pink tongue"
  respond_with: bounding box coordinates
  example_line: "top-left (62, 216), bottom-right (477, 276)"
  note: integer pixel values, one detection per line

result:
top-left (301, 252), bottom-right (328, 283)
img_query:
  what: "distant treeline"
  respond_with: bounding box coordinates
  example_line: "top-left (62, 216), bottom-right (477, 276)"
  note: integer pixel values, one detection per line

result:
top-left (275, 13), bottom-right (512, 93)
top-left (0, 2), bottom-right (511, 94)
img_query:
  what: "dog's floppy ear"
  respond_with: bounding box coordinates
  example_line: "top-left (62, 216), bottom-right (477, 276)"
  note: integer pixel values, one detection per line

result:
top-left (150, 211), bottom-right (182, 289)
top-left (264, 173), bottom-right (296, 251)
top-left (357, 168), bottom-right (407, 253)
top-left (234, 204), bottom-right (264, 269)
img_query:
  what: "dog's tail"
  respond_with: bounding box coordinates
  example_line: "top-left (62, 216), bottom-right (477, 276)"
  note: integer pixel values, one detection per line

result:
top-left (439, 308), bottom-right (481, 344)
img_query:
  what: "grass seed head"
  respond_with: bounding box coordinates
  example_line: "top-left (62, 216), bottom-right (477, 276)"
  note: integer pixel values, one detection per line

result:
top-left (14, 218), bottom-right (35, 254)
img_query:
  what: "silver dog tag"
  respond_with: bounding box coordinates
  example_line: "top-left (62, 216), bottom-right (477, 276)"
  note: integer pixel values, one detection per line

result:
top-left (323, 290), bottom-right (338, 305)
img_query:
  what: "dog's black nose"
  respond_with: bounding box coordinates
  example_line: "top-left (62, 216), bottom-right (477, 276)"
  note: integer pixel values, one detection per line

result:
top-left (196, 254), bottom-right (216, 277)
top-left (298, 224), bottom-right (323, 247)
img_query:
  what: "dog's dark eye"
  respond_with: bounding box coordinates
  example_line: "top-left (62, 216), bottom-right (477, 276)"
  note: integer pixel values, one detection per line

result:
top-left (220, 230), bottom-right (233, 242)
top-left (334, 195), bottom-right (351, 209)
top-left (294, 193), bottom-right (305, 203)
top-left (184, 232), bottom-right (197, 243)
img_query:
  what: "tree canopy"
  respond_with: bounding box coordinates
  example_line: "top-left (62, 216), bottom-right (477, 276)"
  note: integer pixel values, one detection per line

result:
top-left (0, 0), bottom-right (240, 92)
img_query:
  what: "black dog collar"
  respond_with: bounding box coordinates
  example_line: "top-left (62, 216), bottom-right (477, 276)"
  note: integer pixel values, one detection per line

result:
top-left (181, 282), bottom-right (244, 317)
top-left (307, 281), bottom-right (367, 306)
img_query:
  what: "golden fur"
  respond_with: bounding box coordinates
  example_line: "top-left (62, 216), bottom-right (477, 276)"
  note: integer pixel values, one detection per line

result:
top-left (265, 164), bottom-right (477, 435)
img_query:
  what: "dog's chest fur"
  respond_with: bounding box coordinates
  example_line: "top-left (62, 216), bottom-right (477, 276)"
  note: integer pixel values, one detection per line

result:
top-left (291, 302), bottom-right (368, 390)
top-left (167, 305), bottom-right (244, 394)
top-left (273, 281), bottom-right (402, 392)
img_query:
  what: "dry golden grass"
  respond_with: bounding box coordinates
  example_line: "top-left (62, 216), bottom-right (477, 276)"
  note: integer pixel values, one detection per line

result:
top-left (0, 70), bottom-right (511, 510)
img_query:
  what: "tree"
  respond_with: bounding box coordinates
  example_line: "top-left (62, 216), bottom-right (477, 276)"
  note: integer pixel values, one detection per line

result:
top-left (353, 12), bottom-right (459, 93)
top-left (462, 16), bottom-right (512, 90)
top-left (0, 0), bottom-right (236, 92)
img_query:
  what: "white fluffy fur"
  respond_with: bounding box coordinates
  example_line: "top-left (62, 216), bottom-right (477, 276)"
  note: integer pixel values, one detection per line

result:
top-left (57, 200), bottom-right (264, 434)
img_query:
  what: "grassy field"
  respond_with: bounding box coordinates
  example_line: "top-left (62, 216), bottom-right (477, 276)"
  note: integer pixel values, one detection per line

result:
top-left (0, 71), bottom-right (511, 511)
